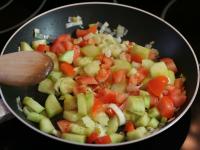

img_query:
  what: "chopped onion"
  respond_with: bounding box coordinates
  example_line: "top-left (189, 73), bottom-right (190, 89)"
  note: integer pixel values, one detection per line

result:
top-left (145, 41), bottom-right (155, 49)
top-left (65, 22), bottom-right (83, 28)
top-left (66, 16), bottom-right (83, 29)
top-left (116, 25), bottom-right (128, 38)
top-left (99, 22), bottom-right (109, 33)
top-left (102, 48), bottom-right (112, 57)
top-left (16, 96), bottom-right (23, 112)
top-left (108, 103), bottom-right (126, 126)
top-left (33, 28), bottom-right (52, 40)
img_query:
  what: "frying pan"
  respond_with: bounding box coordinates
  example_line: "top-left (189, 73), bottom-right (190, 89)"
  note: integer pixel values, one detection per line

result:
top-left (0, 2), bottom-right (199, 147)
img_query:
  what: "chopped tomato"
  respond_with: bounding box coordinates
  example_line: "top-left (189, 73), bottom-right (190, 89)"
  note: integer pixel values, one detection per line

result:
top-left (167, 86), bottom-right (187, 107)
top-left (97, 54), bottom-right (104, 61)
top-left (73, 84), bottom-right (87, 94)
top-left (57, 120), bottom-right (71, 133)
top-left (161, 58), bottom-right (177, 73)
top-left (72, 45), bottom-right (80, 63)
top-left (92, 98), bottom-right (104, 116)
top-left (76, 25), bottom-right (97, 37)
top-left (150, 94), bottom-right (159, 108)
top-left (174, 78), bottom-right (185, 89)
top-left (147, 76), bottom-right (168, 97)
top-left (124, 53), bottom-right (132, 62)
top-left (87, 25), bottom-right (98, 34)
top-left (135, 67), bottom-right (149, 83)
top-left (112, 70), bottom-right (126, 83)
top-left (50, 34), bottom-right (72, 55)
top-left (124, 121), bottom-right (135, 132)
top-left (87, 131), bottom-right (99, 144)
top-left (76, 29), bottom-right (88, 37)
top-left (128, 75), bottom-right (139, 85)
top-left (36, 44), bottom-right (50, 52)
top-left (105, 108), bottom-right (116, 117)
top-left (94, 135), bottom-right (111, 144)
top-left (116, 93), bottom-right (128, 104)
top-left (138, 67), bottom-right (149, 77)
top-left (60, 62), bottom-right (75, 76)
top-left (96, 68), bottom-right (111, 83)
top-left (63, 41), bottom-right (73, 50)
top-left (148, 49), bottom-right (158, 60)
top-left (50, 41), bottom-right (65, 55)
top-left (76, 76), bottom-right (98, 85)
top-left (56, 34), bottom-right (72, 43)
top-left (101, 56), bottom-right (113, 69)
top-left (157, 96), bottom-right (175, 119)
top-left (97, 89), bottom-right (117, 104)
top-left (131, 54), bottom-right (142, 63)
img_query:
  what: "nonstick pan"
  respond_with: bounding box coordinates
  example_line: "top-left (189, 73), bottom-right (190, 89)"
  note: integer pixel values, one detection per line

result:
top-left (0, 2), bottom-right (199, 147)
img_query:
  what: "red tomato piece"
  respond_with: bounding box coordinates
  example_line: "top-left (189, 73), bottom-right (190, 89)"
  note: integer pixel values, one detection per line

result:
top-left (128, 75), bottom-right (139, 85)
top-left (161, 58), bottom-right (177, 73)
top-left (87, 25), bottom-right (98, 34)
top-left (57, 34), bottom-right (72, 43)
top-left (131, 54), bottom-right (142, 63)
top-left (36, 44), bottom-right (50, 52)
top-left (63, 41), bottom-right (73, 50)
top-left (60, 62), bottom-right (75, 76)
top-left (101, 56), bottom-right (113, 69)
top-left (147, 76), bottom-right (168, 97)
top-left (73, 85), bottom-right (87, 94)
top-left (112, 70), bottom-right (126, 83)
top-left (116, 93), bottom-right (128, 104)
top-left (92, 98), bottom-right (104, 116)
top-left (94, 135), bottom-right (112, 144)
top-left (50, 41), bottom-right (65, 55)
top-left (57, 120), bottom-right (71, 133)
top-left (124, 121), bottom-right (135, 132)
top-left (87, 131), bottom-right (99, 144)
top-left (105, 108), bottom-right (116, 117)
top-left (150, 94), bottom-right (159, 108)
top-left (96, 68), bottom-right (111, 83)
top-left (72, 45), bottom-right (80, 63)
top-left (157, 96), bottom-right (175, 119)
top-left (76, 76), bottom-right (98, 85)
top-left (76, 25), bottom-right (97, 37)
top-left (97, 89), bottom-right (117, 104)
top-left (174, 78), bottom-right (185, 89)
top-left (167, 86), bottom-right (187, 107)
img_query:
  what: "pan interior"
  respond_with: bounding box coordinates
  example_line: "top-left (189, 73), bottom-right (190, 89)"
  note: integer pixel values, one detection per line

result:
top-left (1, 2), bottom-right (199, 146)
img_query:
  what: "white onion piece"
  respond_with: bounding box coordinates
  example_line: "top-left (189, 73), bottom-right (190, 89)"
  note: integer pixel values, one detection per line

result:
top-left (108, 103), bottom-right (126, 126)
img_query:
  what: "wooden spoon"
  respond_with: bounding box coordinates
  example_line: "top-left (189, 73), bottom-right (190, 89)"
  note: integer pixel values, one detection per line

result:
top-left (0, 51), bottom-right (53, 86)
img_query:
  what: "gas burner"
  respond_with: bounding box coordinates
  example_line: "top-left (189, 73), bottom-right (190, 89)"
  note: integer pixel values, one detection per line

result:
top-left (0, 0), bottom-right (46, 34)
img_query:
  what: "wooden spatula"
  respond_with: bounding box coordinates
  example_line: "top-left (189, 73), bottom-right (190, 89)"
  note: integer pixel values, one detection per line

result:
top-left (0, 51), bottom-right (53, 86)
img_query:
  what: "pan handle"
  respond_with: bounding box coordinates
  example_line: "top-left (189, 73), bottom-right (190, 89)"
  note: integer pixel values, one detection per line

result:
top-left (0, 99), bottom-right (13, 123)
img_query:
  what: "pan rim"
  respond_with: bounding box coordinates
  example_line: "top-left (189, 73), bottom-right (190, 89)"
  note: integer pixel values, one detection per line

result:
top-left (0, 1), bottom-right (199, 147)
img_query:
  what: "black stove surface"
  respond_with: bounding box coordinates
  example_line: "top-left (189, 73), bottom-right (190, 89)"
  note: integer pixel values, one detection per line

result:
top-left (0, 0), bottom-right (198, 150)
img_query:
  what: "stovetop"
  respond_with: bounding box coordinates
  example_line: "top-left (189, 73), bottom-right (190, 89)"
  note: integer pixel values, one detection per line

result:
top-left (0, 0), bottom-right (199, 150)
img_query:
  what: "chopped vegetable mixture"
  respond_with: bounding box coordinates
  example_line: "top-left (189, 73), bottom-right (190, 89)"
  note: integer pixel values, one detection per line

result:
top-left (19, 21), bottom-right (187, 144)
